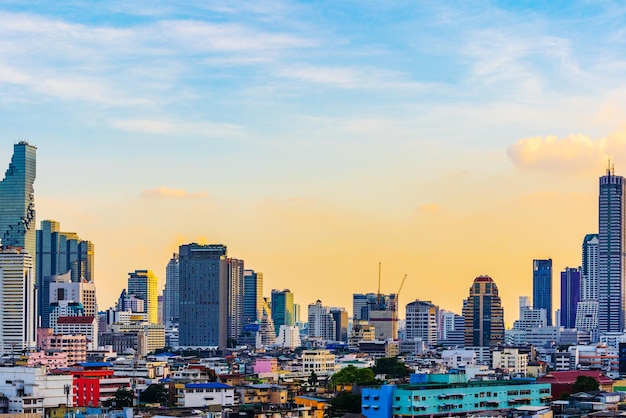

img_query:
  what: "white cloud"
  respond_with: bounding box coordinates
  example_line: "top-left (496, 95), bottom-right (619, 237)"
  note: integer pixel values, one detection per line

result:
top-left (112, 118), bottom-right (244, 138)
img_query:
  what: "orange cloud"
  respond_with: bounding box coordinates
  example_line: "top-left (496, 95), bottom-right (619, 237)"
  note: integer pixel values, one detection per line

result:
top-left (141, 187), bottom-right (208, 199)
top-left (416, 203), bottom-right (442, 213)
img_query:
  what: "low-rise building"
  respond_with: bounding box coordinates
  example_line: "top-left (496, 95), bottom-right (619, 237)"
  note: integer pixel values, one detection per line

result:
top-left (301, 350), bottom-right (336, 375)
top-left (174, 382), bottom-right (236, 408)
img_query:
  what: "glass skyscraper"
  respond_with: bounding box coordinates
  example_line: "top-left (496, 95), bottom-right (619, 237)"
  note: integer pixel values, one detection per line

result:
top-left (532, 259), bottom-right (553, 326)
top-left (178, 243), bottom-right (228, 348)
top-left (271, 289), bottom-right (294, 336)
top-left (0, 141), bottom-right (36, 255)
top-left (560, 267), bottom-right (581, 329)
top-left (243, 269), bottom-right (263, 326)
top-left (598, 166), bottom-right (626, 334)
top-left (163, 253), bottom-right (180, 325)
top-left (128, 269), bottom-right (158, 324)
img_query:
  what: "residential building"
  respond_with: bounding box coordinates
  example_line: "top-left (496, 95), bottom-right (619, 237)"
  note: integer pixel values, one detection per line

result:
top-left (37, 328), bottom-right (87, 364)
top-left (405, 300), bottom-right (438, 346)
top-left (441, 349), bottom-right (476, 368)
top-left (178, 243), bottom-right (228, 348)
top-left (163, 253), bottom-right (179, 325)
top-left (227, 258), bottom-right (244, 342)
top-left (492, 348), bottom-right (528, 375)
top-left (69, 363), bottom-right (131, 407)
top-left (533, 259), bottom-right (553, 326)
top-left (36, 219), bottom-right (94, 327)
top-left (349, 320), bottom-right (376, 347)
top-left (0, 247), bottom-right (36, 353)
top-left (598, 165), bottom-right (626, 334)
top-left (271, 289), bottom-right (294, 336)
top-left (463, 275), bottom-right (504, 348)
top-left (0, 366), bottom-right (73, 414)
top-left (127, 269), bottom-right (158, 324)
top-left (173, 382), bottom-right (236, 408)
top-left (561, 267), bottom-right (581, 329)
top-left (302, 349), bottom-right (336, 375)
top-left (48, 273), bottom-right (96, 319)
top-left (55, 316), bottom-right (98, 350)
top-left (582, 234), bottom-right (599, 301)
top-left (308, 300), bottom-right (335, 341)
top-left (514, 306), bottom-right (547, 331)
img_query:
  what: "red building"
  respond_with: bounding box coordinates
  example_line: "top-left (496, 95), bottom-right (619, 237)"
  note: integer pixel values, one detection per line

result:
top-left (67, 363), bottom-right (131, 407)
top-left (537, 370), bottom-right (614, 399)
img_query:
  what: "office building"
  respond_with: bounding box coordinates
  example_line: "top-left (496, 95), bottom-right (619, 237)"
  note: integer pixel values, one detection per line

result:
top-left (127, 270), bottom-right (158, 324)
top-left (0, 141), bottom-right (36, 261)
top-left (48, 272), bottom-right (96, 319)
top-left (598, 165), bottom-right (626, 334)
top-left (330, 307), bottom-right (349, 342)
top-left (463, 275), bottom-right (504, 348)
top-left (405, 299), bottom-right (438, 346)
top-left (533, 259), bottom-right (553, 326)
top-left (243, 269), bottom-right (263, 326)
top-left (227, 258), bottom-right (244, 342)
top-left (271, 289), bottom-right (294, 336)
top-left (561, 267), bottom-right (581, 329)
top-left (163, 253), bottom-right (179, 325)
top-left (178, 243), bottom-right (228, 348)
top-left (36, 219), bottom-right (94, 327)
top-left (582, 234), bottom-right (599, 301)
top-left (0, 247), bottom-right (36, 354)
top-left (353, 293), bottom-right (378, 321)
top-left (308, 300), bottom-right (335, 341)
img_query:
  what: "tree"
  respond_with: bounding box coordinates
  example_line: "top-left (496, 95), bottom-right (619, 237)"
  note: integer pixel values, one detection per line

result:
top-left (329, 392), bottom-right (361, 416)
top-left (308, 371), bottom-right (318, 388)
top-left (139, 383), bottom-right (169, 405)
top-left (104, 387), bottom-right (134, 408)
top-left (330, 365), bottom-right (376, 387)
top-left (572, 375), bottom-right (600, 393)
top-left (372, 357), bottom-right (410, 378)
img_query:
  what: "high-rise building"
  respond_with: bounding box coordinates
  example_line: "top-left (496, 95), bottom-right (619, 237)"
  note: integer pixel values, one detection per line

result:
top-left (533, 259), bottom-right (553, 326)
top-left (0, 141), bottom-right (36, 257)
top-left (128, 270), bottom-right (158, 324)
top-left (243, 270), bottom-right (263, 326)
top-left (560, 267), bottom-right (581, 329)
top-left (36, 220), bottom-right (94, 327)
top-left (178, 243), bottom-right (228, 348)
top-left (582, 234), bottom-right (599, 301)
top-left (405, 300), bottom-right (438, 346)
top-left (227, 258), bottom-right (244, 343)
top-left (353, 293), bottom-right (376, 320)
top-left (48, 272), bottom-right (96, 317)
top-left (330, 307), bottom-right (349, 342)
top-left (308, 300), bottom-right (336, 341)
top-left (598, 165), bottom-right (626, 335)
top-left (163, 253), bottom-right (179, 325)
top-left (271, 289), bottom-right (294, 336)
top-left (463, 275), bottom-right (504, 348)
top-left (0, 247), bottom-right (36, 354)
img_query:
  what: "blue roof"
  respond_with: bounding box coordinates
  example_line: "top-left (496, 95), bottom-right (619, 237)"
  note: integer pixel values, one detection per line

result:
top-left (153, 352), bottom-right (177, 357)
top-left (186, 383), bottom-right (233, 389)
top-left (77, 362), bottom-right (113, 368)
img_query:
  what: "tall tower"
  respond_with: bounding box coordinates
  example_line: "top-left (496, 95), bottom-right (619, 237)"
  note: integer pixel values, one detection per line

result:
top-left (560, 267), bottom-right (581, 329)
top-left (178, 243), bottom-right (228, 348)
top-left (227, 258), bottom-right (244, 343)
top-left (598, 165), bottom-right (626, 334)
top-left (405, 299), bottom-right (438, 346)
top-left (462, 275), bottom-right (504, 348)
top-left (127, 270), bottom-right (158, 324)
top-left (582, 234), bottom-right (599, 301)
top-left (163, 253), bottom-right (179, 325)
top-left (271, 289), bottom-right (294, 336)
top-left (0, 247), bottom-right (36, 353)
top-left (533, 259), bottom-right (553, 326)
top-left (243, 269), bottom-right (263, 326)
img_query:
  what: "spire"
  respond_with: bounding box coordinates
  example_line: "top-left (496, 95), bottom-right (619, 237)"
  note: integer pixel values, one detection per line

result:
top-left (607, 158), bottom-right (615, 176)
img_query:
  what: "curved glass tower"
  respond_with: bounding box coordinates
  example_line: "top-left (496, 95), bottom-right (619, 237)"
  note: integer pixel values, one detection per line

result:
top-left (0, 141), bottom-right (36, 255)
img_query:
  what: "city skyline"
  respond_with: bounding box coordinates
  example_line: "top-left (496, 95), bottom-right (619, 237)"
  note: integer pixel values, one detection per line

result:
top-left (2, 1), bottom-right (625, 323)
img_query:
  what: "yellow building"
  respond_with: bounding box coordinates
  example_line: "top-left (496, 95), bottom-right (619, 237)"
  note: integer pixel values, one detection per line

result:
top-left (127, 269), bottom-right (158, 324)
top-left (294, 396), bottom-right (326, 418)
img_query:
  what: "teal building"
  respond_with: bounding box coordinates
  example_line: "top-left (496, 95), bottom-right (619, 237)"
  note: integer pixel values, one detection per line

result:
top-left (271, 289), bottom-right (294, 336)
top-left (362, 374), bottom-right (551, 418)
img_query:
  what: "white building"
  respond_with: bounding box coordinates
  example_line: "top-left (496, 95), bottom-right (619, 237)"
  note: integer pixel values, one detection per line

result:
top-left (56, 316), bottom-right (99, 350)
top-left (441, 349), bottom-right (476, 368)
top-left (492, 348), bottom-right (528, 375)
top-left (49, 274), bottom-right (97, 317)
top-left (308, 300), bottom-right (335, 341)
top-left (405, 300), bottom-right (438, 346)
top-left (513, 307), bottom-right (547, 330)
top-left (599, 332), bottom-right (626, 349)
top-left (0, 247), bottom-right (36, 354)
top-left (276, 325), bottom-right (301, 350)
top-left (174, 382), bottom-right (236, 408)
top-left (575, 300), bottom-right (599, 337)
top-left (0, 366), bottom-right (73, 414)
top-left (301, 349), bottom-right (336, 374)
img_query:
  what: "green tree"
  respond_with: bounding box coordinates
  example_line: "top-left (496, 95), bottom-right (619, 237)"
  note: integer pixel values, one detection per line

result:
top-left (572, 375), bottom-right (600, 393)
top-left (372, 357), bottom-right (410, 378)
top-left (139, 383), bottom-right (169, 405)
top-left (104, 387), bottom-right (134, 408)
top-left (329, 392), bottom-right (361, 416)
top-left (308, 371), bottom-right (318, 388)
top-left (330, 365), bottom-right (376, 387)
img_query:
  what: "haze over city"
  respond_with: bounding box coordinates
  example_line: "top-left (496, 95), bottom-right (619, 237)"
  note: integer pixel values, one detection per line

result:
top-left (2, 1), bottom-right (626, 322)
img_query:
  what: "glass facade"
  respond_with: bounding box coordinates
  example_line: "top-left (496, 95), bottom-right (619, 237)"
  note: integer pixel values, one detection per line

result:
top-left (128, 269), bottom-right (158, 324)
top-left (271, 289), bottom-right (294, 336)
top-left (532, 259), bottom-right (553, 326)
top-left (178, 243), bottom-right (228, 347)
top-left (163, 253), bottom-right (180, 325)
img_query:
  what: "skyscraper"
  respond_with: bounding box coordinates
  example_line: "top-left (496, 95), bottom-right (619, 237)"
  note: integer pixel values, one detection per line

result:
top-left (405, 299), bottom-right (438, 346)
top-left (179, 243), bottom-right (228, 348)
top-left (560, 267), bottom-right (581, 329)
top-left (163, 253), bottom-right (179, 325)
top-left (533, 259), bottom-right (553, 326)
top-left (243, 269), bottom-right (263, 326)
top-left (0, 247), bottom-right (36, 354)
top-left (0, 142), bottom-right (36, 256)
top-left (227, 258), bottom-right (244, 343)
top-left (271, 289), bottom-right (294, 336)
top-left (582, 234), bottom-right (599, 301)
top-left (308, 300), bottom-right (336, 341)
top-left (127, 270), bottom-right (158, 324)
top-left (598, 166), bottom-right (626, 334)
top-left (463, 275), bottom-right (504, 348)
top-left (36, 219), bottom-right (94, 327)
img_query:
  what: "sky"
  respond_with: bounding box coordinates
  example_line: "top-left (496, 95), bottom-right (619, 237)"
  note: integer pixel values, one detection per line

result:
top-left (1, 0), bottom-right (626, 325)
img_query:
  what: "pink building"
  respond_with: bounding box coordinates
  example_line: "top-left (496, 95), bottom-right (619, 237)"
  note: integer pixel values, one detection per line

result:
top-left (26, 350), bottom-right (68, 369)
top-left (253, 357), bottom-right (278, 374)
top-left (37, 328), bottom-right (87, 365)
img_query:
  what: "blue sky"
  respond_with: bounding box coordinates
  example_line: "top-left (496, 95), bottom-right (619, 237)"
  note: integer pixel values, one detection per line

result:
top-left (1, 0), bottom-right (625, 319)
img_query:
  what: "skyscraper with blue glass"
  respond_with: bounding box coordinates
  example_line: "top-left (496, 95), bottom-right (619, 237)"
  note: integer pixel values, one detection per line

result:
top-left (0, 141), bottom-right (36, 256)
top-left (533, 259), bottom-right (553, 326)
